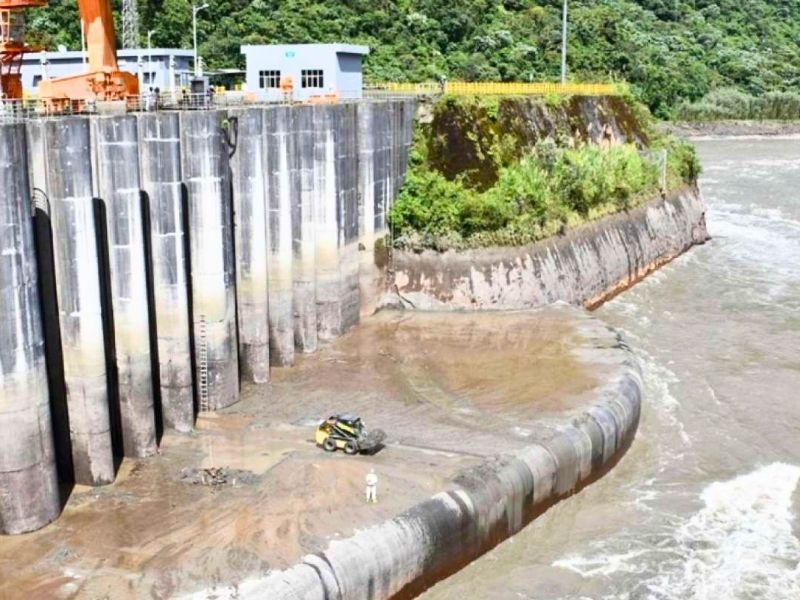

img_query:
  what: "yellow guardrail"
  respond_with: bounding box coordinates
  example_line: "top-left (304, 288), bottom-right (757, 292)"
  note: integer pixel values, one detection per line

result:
top-left (365, 82), bottom-right (443, 94)
top-left (366, 81), bottom-right (624, 97)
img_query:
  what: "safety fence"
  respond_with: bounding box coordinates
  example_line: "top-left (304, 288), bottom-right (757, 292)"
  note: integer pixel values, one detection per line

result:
top-left (365, 81), bottom-right (626, 97)
top-left (0, 81), bottom-right (625, 122)
top-left (0, 89), bottom-right (395, 122)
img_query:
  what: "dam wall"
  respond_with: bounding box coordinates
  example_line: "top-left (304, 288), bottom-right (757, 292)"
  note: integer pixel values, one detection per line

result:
top-left (389, 187), bottom-right (709, 311)
top-left (0, 99), bottom-right (415, 535)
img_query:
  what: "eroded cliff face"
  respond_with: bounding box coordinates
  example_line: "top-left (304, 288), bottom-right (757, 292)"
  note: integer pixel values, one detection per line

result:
top-left (424, 95), bottom-right (649, 191)
top-left (388, 186), bottom-right (709, 311)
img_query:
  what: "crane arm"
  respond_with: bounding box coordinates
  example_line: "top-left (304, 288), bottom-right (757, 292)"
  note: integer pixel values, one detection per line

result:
top-left (79, 0), bottom-right (119, 73)
top-left (37, 0), bottom-right (137, 106)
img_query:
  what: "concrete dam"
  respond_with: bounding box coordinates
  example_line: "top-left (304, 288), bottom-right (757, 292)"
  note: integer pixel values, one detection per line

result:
top-left (0, 100), bottom-right (415, 535)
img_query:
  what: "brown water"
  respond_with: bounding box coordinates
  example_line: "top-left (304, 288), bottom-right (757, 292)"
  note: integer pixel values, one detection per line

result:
top-left (421, 137), bottom-right (800, 600)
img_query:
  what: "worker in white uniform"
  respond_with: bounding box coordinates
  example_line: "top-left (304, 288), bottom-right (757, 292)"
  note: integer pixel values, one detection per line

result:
top-left (365, 468), bottom-right (378, 503)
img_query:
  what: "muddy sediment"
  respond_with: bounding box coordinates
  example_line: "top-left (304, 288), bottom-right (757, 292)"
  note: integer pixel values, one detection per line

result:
top-left (0, 308), bottom-right (612, 599)
top-left (186, 309), bottom-right (641, 599)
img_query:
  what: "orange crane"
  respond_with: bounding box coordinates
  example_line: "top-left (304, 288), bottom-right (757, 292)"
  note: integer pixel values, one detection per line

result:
top-left (0, 0), bottom-right (45, 100)
top-left (38, 0), bottom-right (139, 108)
top-left (0, 0), bottom-right (138, 107)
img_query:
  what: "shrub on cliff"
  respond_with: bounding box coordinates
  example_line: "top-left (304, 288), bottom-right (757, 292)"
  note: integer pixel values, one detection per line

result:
top-left (390, 142), bottom-right (661, 250)
top-left (390, 94), bottom-right (701, 251)
top-left (651, 135), bottom-right (701, 187)
top-left (388, 170), bottom-right (470, 239)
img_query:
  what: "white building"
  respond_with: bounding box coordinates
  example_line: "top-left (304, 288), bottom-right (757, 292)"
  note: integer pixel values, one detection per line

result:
top-left (240, 43), bottom-right (369, 101)
top-left (20, 48), bottom-right (194, 93)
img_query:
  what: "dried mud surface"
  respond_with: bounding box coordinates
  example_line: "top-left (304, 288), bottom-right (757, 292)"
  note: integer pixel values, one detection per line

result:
top-left (0, 308), bottom-right (605, 600)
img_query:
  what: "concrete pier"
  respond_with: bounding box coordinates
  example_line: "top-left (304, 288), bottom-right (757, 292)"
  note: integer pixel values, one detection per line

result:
top-left (181, 111), bottom-right (239, 410)
top-left (0, 99), bottom-right (418, 535)
top-left (229, 108), bottom-right (270, 382)
top-left (0, 124), bottom-right (60, 534)
top-left (263, 106), bottom-right (295, 366)
top-left (357, 102), bottom-right (392, 316)
top-left (292, 106), bottom-right (318, 353)
top-left (313, 106), bottom-right (343, 340)
top-left (42, 118), bottom-right (116, 485)
top-left (335, 105), bottom-right (361, 333)
top-left (91, 116), bottom-right (157, 456)
top-left (138, 113), bottom-right (194, 432)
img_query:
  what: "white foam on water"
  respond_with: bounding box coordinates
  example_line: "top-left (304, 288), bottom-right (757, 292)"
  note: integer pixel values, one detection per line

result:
top-left (554, 463), bottom-right (800, 600)
top-left (708, 210), bottom-right (800, 301)
top-left (703, 157), bottom-right (800, 172)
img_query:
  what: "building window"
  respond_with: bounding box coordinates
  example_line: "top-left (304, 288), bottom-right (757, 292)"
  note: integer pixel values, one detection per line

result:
top-left (143, 71), bottom-right (156, 85)
top-left (32, 75), bottom-right (42, 88)
top-left (301, 69), bottom-right (323, 88)
top-left (259, 70), bottom-right (281, 89)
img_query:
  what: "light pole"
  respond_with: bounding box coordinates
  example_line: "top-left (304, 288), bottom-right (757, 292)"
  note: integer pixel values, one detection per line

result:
top-left (560, 0), bottom-right (568, 84)
top-left (147, 29), bottom-right (155, 85)
top-left (192, 3), bottom-right (208, 77)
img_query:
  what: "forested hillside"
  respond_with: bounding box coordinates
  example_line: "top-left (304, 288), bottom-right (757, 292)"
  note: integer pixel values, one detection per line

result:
top-left (26, 0), bottom-right (800, 116)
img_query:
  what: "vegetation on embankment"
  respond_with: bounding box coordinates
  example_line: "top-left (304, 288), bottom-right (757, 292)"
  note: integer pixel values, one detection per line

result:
top-left (677, 88), bottom-right (800, 122)
top-left (389, 95), bottom-right (700, 251)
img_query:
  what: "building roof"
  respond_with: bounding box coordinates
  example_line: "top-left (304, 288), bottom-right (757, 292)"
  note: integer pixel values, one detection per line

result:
top-left (240, 43), bottom-right (370, 56)
top-left (21, 47), bottom-right (194, 63)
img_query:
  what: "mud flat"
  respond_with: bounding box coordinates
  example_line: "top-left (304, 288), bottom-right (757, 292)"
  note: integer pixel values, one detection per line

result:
top-left (0, 308), bottom-right (637, 599)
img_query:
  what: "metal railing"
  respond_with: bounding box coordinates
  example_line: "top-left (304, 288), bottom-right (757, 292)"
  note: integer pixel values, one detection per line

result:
top-left (365, 81), bottom-right (625, 97)
top-left (0, 80), bottom-right (626, 122)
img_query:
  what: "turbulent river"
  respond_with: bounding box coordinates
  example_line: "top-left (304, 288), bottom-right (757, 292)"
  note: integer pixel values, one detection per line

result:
top-left (420, 137), bottom-right (800, 600)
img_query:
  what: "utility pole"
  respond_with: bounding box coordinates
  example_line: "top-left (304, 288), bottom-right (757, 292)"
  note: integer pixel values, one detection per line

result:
top-left (561, 0), bottom-right (568, 84)
top-left (193, 3), bottom-right (209, 77)
top-left (147, 29), bottom-right (155, 84)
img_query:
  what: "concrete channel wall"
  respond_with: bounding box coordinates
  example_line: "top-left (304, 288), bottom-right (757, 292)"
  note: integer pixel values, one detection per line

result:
top-left (210, 312), bottom-right (643, 599)
top-left (0, 100), bottom-right (415, 534)
top-left (390, 187), bottom-right (709, 311)
top-left (0, 124), bottom-right (60, 535)
top-left (91, 116), bottom-right (158, 458)
top-left (138, 112), bottom-right (194, 432)
top-left (29, 118), bottom-right (117, 488)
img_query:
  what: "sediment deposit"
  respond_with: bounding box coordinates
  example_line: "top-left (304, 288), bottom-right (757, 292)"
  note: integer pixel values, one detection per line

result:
top-left (0, 308), bottom-right (635, 599)
top-left (190, 309), bottom-right (641, 600)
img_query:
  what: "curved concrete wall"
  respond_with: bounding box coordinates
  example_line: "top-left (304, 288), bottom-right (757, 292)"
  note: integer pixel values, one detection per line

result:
top-left (181, 111), bottom-right (239, 410)
top-left (42, 118), bottom-right (116, 486)
top-left (138, 112), bottom-right (194, 432)
top-left (218, 313), bottom-right (642, 599)
top-left (357, 100), bottom-right (415, 316)
top-left (390, 187), bottom-right (709, 311)
top-left (293, 106), bottom-right (318, 354)
top-left (91, 115), bottom-right (157, 457)
top-left (229, 108), bottom-right (270, 382)
top-left (0, 124), bottom-right (60, 534)
top-left (264, 105), bottom-right (296, 367)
